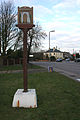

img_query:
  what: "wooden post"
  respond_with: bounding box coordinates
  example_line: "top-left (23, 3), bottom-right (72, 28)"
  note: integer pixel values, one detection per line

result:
top-left (23, 28), bottom-right (28, 92)
top-left (16, 6), bottom-right (35, 92)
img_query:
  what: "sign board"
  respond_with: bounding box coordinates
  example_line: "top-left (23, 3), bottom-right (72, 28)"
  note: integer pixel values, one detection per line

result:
top-left (18, 6), bottom-right (33, 24)
top-left (48, 66), bottom-right (53, 72)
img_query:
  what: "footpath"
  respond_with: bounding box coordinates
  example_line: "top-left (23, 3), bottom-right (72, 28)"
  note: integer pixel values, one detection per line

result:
top-left (0, 68), bottom-right (47, 74)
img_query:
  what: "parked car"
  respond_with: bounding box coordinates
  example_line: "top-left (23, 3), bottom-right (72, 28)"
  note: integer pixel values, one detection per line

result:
top-left (66, 58), bottom-right (70, 61)
top-left (75, 58), bottom-right (80, 62)
top-left (56, 58), bottom-right (62, 62)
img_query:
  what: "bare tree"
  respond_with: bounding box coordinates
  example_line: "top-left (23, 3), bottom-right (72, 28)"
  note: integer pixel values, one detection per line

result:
top-left (0, 1), bottom-right (18, 56)
top-left (14, 23), bottom-right (47, 62)
top-left (27, 24), bottom-right (47, 62)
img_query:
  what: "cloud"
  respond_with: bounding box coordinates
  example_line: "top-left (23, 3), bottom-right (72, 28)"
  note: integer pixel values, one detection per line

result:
top-left (77, 0), bottom-right (80, 5)
top-left (34, 5), bottom-right (53, 17)
top-left (52, 0), bottom-right (79, 16)
top-left (53, 0), bottom-right (80, 9)
top-left (53, 2), bottom-right (73, 9)
top-left (34, 3), bottom-right (80, 53)
top-left (77, 10), bottom-right (80, 14)
top-left (54, 3), bottom-right (65, 9)
top-left (42, 18), bottom-right (80, 53)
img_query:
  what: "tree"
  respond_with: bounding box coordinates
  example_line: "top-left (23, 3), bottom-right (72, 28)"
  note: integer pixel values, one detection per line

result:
top-left (0, 1), bottom-right (18, 56)
top-left (27, 23), bottom-right (47, 62)
top-left (7, 48), bottom-right (23, 59)
top-left (14, 23), bottom-right (47, 62)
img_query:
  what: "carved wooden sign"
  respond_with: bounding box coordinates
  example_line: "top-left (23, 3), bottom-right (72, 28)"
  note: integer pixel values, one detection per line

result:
top-left (18, 6), bottom-right (33, 24)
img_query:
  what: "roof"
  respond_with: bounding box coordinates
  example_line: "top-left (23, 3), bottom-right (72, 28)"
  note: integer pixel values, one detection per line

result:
top-left (47, 49), bottom-right (62, 53)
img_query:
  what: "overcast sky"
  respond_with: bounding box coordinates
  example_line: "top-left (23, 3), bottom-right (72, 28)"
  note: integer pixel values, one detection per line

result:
top-left (1, 0), bottom-right (80, 53)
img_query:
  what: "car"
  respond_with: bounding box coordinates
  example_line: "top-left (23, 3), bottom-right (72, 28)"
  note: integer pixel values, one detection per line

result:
top-left (75, 58), bottom-right (80, 62)
top-left (56, 58), bottom-right (62, 62)
top-left (66, 58), bottom-right (70, 61)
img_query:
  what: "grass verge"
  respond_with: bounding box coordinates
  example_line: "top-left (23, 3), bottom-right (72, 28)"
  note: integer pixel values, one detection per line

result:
top-left (0, 72), bottom-right (80, 120)
top-left (0, 63), bottom-right (42, 71)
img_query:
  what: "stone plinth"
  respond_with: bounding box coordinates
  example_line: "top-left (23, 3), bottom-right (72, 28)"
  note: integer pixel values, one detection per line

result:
top-left (12, 89), bottom-right (37, 108)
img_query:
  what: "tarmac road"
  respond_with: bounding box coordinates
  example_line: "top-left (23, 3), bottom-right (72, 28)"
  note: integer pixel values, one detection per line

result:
top-left (31, 61), bottom-right (80, 81)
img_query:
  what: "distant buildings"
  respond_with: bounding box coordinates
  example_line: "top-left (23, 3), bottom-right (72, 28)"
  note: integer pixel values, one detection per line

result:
top-left (43, 47), bottom-right (64, 60)
top-left (31, 47), bottom-right (71, 61)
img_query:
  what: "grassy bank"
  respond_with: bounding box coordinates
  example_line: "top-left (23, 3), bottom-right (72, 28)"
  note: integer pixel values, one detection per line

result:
top-left (0, 72), bottom-right (80, 120)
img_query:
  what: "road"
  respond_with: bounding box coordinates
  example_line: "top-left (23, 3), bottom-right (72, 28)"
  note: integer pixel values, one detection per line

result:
top-left (31, 61), bottom-right (80, 81)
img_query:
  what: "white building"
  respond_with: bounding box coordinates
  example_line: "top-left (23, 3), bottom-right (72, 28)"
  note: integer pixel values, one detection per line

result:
top-left (43, 47), bottom-right (64, 59)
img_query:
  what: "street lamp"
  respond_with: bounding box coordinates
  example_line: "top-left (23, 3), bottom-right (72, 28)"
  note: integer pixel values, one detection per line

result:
top-left (49, 30), bottom-right (55, 50)
top-left (49, 30), bottom-right (55, 61)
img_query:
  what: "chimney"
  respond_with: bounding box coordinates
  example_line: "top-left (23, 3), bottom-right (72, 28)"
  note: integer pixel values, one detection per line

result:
top-left (53, 47), bottom-right (55, 51)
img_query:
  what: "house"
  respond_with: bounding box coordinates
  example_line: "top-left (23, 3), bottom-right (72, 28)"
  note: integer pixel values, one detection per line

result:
top-left (43, 47), bottom-right (64, 60)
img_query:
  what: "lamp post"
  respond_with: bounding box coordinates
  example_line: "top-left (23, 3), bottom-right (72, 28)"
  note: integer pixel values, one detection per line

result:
top-left (49, 30), bottom-right (55, 61)
top-left (49, 30), bottom-right (55, 50)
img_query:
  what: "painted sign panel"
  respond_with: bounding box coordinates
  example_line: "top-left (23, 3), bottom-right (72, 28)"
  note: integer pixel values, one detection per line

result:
top-left (18, 6), bottom-right (33, 24)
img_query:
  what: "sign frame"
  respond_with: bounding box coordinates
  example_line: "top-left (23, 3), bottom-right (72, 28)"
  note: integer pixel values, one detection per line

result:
top-left (18, 6), bottom-right (33, 25)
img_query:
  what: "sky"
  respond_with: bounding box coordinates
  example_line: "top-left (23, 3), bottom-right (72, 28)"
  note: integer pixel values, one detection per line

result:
top-left (1, 0), bottom-right (80, 53)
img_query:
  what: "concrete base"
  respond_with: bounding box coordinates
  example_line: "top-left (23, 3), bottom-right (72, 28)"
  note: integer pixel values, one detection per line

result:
top-left (12, 89), bottom-right (37, 108)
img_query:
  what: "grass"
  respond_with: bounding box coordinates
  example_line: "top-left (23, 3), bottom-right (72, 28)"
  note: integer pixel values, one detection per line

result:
top-left (0, 63), bottom-right (42, 71)
top-left (0, 71), bottom-right (80, 120)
